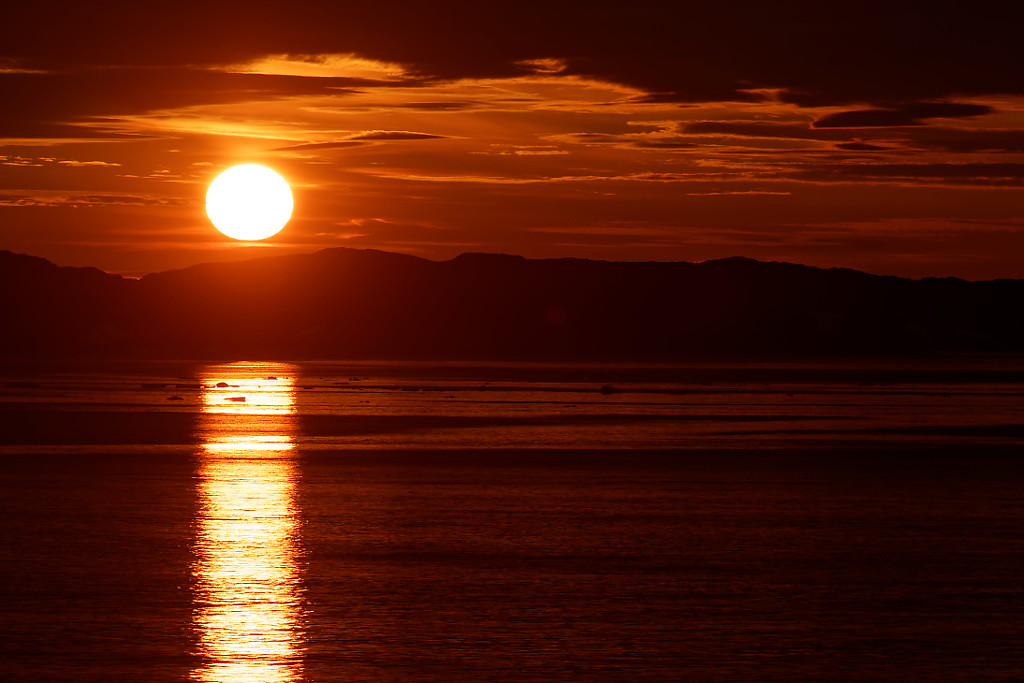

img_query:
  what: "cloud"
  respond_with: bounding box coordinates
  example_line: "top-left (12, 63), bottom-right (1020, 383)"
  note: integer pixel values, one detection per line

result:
top-left (390, 102), bottom-right (479, 111)
top-left (910, 127), bottom-right (1024, 154)
top-left (626, 90), bottom-right (765, 105)
top-left (1, 155), bottom-right (122, 167)
top-left (682, 121), bottom-right (855, 141)
top-left (57, 160), bottom-right (122, 167)
top-left (561, 133), bottom-right (623, 144)
top-left (0, 192), bottom-right (184, 207)
top-left (274, 130), bottom-right (447, 152)
top-left (516, 58), bottom-right (567, 75)
top-left (221, 53), bottom-right (407, 80)
top-left (274, 141), bottom-right (367, 152)
top-left (475, 145), bottom-right (570, 156)
top-left (835, 142), bottom-right (889, 151)
top-left (0, 155), bottom-right (44, 166)
top-left (634, 140), bottom-right (701, 149)
top-left (681, 117), bottom-right (1024, 156)
top-left (3, 1), bottom-right (1020, 110)
top-left (553, 131), bottom-right (711, 151)
top-left (558, 121), bottom-right (863, 153)
top-left (785, 162), bottom-right (1024, 186)
top-left (346, 130), bottom-right (447, 141)
top-left (812, 103), bottom-right (994, 128)
top-left (684, 190), bottom-right (792, 196)
top-left (0, 67), bottom-right (361, 140)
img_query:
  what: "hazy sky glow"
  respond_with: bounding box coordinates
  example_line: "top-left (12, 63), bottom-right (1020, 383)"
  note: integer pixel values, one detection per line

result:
top-left (2, 1), bottom-right (1022, 278)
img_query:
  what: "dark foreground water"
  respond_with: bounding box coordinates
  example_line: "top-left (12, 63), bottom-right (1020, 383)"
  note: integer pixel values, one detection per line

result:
top-left (2, 359), bottom-right (1024, 681)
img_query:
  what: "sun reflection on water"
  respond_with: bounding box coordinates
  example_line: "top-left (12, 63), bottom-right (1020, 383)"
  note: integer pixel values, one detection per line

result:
top-left (192, 363), bottom-right (304, 683)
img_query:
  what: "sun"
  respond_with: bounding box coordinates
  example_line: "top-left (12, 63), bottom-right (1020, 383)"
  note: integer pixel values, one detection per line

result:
top-left (206, 164), bottom-right (293, 241)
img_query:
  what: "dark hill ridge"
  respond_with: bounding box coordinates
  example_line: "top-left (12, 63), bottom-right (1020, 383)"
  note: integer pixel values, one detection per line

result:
top-left (1, 249), bottom-right (133, 357)
top-left (2, 247), bottom-right (1023, 359)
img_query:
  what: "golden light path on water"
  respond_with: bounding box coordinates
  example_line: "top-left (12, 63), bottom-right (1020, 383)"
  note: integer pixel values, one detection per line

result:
top-left (192, 363), bottom-right (305, 683)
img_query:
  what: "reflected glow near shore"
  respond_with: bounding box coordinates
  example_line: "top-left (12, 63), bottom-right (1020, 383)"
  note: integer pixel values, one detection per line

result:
top-left (192, 363), bottom-right (304, 683)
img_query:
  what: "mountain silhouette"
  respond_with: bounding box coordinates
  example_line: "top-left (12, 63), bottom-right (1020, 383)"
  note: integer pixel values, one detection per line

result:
top-left (3, 247), bottom-right (1024, 359)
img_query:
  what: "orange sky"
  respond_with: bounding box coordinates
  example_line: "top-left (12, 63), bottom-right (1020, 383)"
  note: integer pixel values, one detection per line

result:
top-left (2, 1), bottom-right (1022, 279)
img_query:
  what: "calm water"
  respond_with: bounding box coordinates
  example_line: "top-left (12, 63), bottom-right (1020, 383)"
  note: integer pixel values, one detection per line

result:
top-left (3, 359), bottom-right (1024, 681)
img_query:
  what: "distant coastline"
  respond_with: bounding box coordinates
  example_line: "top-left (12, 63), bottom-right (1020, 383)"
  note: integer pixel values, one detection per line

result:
top-left (5, 247), bottom-right (1024, 361)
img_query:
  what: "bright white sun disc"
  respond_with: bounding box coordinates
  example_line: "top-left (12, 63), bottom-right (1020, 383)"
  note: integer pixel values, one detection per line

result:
top-left (206, 164), bottom-right (293, 240)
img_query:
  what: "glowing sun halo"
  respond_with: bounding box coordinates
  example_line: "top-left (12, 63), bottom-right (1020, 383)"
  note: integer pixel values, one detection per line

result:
top-left (206, 164), bottom-right (293, 241)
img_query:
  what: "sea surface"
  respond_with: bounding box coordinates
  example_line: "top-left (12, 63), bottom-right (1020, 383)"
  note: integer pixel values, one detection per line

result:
top-left (2, 358), bottom-right (1024, 681)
